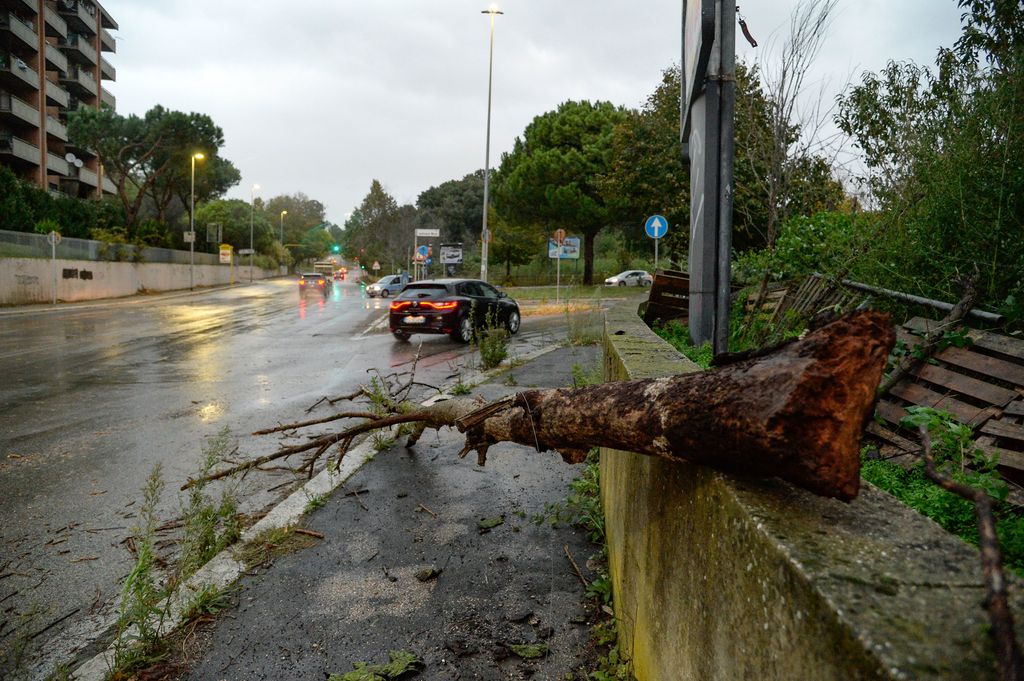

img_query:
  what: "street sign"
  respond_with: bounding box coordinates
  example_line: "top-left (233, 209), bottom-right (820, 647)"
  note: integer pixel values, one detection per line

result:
top-left (645, 215), bottom-right (668, 239)
top-left (553, 228), bottom-right (566, 244)
top-left (372, 260), bottom-right (380, 271)
top-left (238, 248), bottom-right (255, 255)
top-left (440, 244), bottom-right (463, 264)
top-left (183, 231), bottom-right (195, 244)
top-left (548, 236), bottom-right (580, 259)
top-left (415, 228), bottom-right (441, 238)
top-left (47, 231), bottom-right (61, 246)
top-left (219, 244), bottom-right (233, 264)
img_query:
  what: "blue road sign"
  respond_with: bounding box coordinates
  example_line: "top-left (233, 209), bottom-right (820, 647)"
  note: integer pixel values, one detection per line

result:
top-left (416, 244), bottom-right (429, 258)
top-left (645, 215), bottom-right (668, 239)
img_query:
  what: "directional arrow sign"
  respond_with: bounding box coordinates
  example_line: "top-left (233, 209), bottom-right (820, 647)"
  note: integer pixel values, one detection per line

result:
top-left (645, 215), bottom-right (668, 239)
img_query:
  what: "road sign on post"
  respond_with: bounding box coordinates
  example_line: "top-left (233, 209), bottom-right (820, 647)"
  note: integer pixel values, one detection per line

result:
top-left (219, 244), bottom-right (233, 264)
top-left (645, 215), bottom-right (668, 272)
top-left (47, 231), bottom-right (61, 305)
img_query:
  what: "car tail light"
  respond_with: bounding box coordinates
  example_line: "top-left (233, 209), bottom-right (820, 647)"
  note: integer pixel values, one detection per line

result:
top-left (420, 301), bottom-right (458, 310)
top-left (318, 280), bottom-right (324, 286)
top-left (390, 301), bottom-right (412, 310)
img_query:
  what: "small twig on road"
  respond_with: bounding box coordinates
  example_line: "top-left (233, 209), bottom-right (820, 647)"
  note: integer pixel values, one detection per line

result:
top-left (417, 503), bottom-right (438, 518)
top-left (563, 544), bottom-right (589, 587)
top-left (347, 488), bottom-right (369, 511)
top-left (293, 528), bottom-right (324, 539)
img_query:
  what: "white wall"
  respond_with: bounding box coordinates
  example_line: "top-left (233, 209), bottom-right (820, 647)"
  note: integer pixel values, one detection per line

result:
top-left (0, 257), bottom-right (283, 305)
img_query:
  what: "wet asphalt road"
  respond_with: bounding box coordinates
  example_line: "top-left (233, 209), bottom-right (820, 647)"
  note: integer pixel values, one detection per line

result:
top-left (0, 278), bottom-right (563, 678)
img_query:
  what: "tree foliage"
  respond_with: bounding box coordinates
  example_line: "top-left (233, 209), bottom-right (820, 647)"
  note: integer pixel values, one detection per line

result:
top-left (194, 199), bottom-right (274, 255)
top-left (494, 100), bottom-right (627, 284)
top-left (0, 165), bottom-right (124, 238)
top-left (340, 180), bottom-right (413, 273)
top-left (835, 0), bottom-right (1024, 317)
top-left (416, 171), bottom-right (485, 247)
top-left (67, 105), bottom-right (236, 234)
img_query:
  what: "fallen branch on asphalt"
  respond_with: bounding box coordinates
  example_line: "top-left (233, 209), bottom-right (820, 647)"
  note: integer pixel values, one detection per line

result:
top-left (183, 311), bottom-right (893, 500)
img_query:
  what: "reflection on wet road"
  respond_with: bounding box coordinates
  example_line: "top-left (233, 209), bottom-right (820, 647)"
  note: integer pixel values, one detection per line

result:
top-left (0, 279), bottom-right (564, 678)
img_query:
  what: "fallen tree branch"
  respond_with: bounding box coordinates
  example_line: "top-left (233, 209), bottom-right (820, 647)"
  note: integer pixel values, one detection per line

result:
top-left (918, 426), bottom-right (1023, 681)
top-left (187, 311), bottom-right (892, 500)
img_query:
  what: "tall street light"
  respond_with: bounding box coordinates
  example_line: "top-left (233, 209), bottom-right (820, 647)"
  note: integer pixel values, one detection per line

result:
top-left (479, 4), bottom-right (502, 283)
top-left (249, 183), bottom-right (260, 283)
top-left (279, 210), bottom-right (288, 244)
top-left (189, 152), bottom-right (204, 291)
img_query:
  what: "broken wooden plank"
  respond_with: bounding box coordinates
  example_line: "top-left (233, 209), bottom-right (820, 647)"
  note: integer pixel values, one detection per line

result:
top-left (909, 363), bottom-right (1019, 406)
top-left (934, 347), bottom-right (1024, 389)
top-left (981, 419), bottom-right (1024, 445)
top-left (889, 381), bottom-right (999, 426)
top-left (906, 318), bottom-right (1024, 362)
top-left (1006, 401), bottom-right (1024, 417)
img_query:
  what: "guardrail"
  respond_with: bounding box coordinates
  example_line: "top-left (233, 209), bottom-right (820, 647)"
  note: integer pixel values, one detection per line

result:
top-left (0, 229), bottom-right (221, 265)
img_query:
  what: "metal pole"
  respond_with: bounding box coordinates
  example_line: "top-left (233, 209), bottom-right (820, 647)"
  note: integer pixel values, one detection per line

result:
top-left (51, 234), bottom-right (56, 305)
top-left (654, 236), bottom-right (659, 274)
top-left (249, 184), bottom-right (258, 283)
top-left (480, 8), bottom-right (502, 283)
top-left (556, 250), bottom-right (561, 304)
top-left (190, 155), bottom-right (196, 291)
top-left (714, 1), bottom-right (737, 356)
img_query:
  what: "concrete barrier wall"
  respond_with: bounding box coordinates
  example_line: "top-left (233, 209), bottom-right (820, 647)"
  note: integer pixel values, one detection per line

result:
top-left (0, 257), bottom-right (281, 305)
top-left (599, 301), bottom-right (1015, 680)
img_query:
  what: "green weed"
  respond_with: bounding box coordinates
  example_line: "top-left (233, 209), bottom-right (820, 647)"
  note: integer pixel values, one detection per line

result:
top-left (304, 493), bottom-right (328, 514)
top-left (181, 585), bottom-right (232, 622)
top-left (475, 309), bottom-right (511, 369)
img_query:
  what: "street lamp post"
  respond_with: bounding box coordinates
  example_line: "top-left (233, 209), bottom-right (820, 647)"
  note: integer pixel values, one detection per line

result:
top-left (480, 4), bottom-right (502, 283)
top-left (189, 152), bottom-right (204, 290)
top-left (279, 210), bottom-right (287, 244)
top-left (249, 183), bottom-right (260, 283)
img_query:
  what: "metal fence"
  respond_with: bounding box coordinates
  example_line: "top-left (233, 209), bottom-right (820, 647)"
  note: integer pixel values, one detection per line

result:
top-left (0, 229), bottom-right (221, 265)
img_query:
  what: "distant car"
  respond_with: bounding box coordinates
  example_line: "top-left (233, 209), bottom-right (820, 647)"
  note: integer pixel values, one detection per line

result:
top-left (389, 278), bottom-right (521, 343)
top-left (604, 270), bottom-right (653, 287)
top-left (365, 274), bottom-right (407, 298)
top-left (298, 272), bottom-right (331, 296)
top-left (333, 270), bottom-right (345, 281)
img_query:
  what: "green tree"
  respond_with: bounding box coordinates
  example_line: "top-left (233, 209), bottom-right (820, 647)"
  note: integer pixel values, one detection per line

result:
top-left (417, 171), bottom-right (485, 246)
top-left (194, 199), bottom-right (273, 255)
top-left (494, 100), bottom-right (627, 284)
top-left (836, 0), bottom-right (1024, 316)
top-left (341, 180), bottom-right (409, 270)
top-left (67, 105), bottom-right (234, 233)
top-left (486, 207), bottom-right (546, 281)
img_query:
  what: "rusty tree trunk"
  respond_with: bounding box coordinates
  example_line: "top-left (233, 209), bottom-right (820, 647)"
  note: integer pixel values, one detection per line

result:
top-left (456, 310), bottom-right (894, 500)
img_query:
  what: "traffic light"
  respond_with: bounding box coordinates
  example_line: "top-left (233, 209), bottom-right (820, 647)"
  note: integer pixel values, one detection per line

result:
top-left (332, 244), bottom-right (340, 253)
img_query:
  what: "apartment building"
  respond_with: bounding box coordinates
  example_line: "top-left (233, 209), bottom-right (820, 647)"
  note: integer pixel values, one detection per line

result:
top-left (0, 0), bottom-right (116, 197)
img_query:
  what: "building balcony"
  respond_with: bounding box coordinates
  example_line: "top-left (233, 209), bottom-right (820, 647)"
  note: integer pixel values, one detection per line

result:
top-left (99, 26), bottom-right (114, 52)
top-left (60, 32), bottom-right (96, 65)
top-left (1, 0), bottom-right (38, 15)
top-left (0, 132), bottom-right (40, 166)
top-left (0, 53), bottom-right (40, 90)
top-left (1, 11), bottom-right (38, 52)
top-left (45, 78), bottom-right (69, 107)
top-left (64, 160), bottom-right (97, 186)
top-left (45, 42), bottom-right (68, 72)
top-left (44, 7), bottom-right (67, 39)
top-left (46, 151), bottom-right (69, 175)
top-left (101, 173), bottom-right (114, 193)
top-left (56, 0), bottom-right (95, 36)
top-left (99, 4), bottom-right (115, 30)
top-left (0, 89), bottom-right (40, 127)
top-left (99, 55), bottom-right (113, 80)
top-left (46, 114), bottom-right (67, 141)
top-left (59, 64), bottom-right (95, 97)
top-left (99, 85), bottom-right (113, 109)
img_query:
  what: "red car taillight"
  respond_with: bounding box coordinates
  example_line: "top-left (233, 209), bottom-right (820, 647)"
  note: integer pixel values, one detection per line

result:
top-left (318, 280), bottom-right (324, 286)
top-left (390, 301), bottom-right (412, 311)
top-left (420, 301), bottom-right (458, 310)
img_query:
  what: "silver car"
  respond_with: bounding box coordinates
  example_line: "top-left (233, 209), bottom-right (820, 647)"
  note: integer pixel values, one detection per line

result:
top-left (604, 270), bottom-right (653, 287)
top-left (365, 274), bottom-right (408, 298)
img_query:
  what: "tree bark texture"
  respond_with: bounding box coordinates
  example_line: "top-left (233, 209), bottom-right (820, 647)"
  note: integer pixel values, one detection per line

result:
top-left (456, 310), bottom-right (894, 500)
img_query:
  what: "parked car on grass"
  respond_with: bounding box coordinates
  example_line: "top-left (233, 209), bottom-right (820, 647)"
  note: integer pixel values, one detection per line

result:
top-left (366, 274), bottom-right (408, 298)
top-left (298, 272), bottom-right (331, 296)
top-left (604, 270), bottom-right (653, 287)
top-left (389, 278), bottom-right (521, 343)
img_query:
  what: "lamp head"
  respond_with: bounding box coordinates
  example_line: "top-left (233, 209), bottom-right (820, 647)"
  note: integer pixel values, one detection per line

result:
top-left (482, 4), bottom-right (503, 15)
top-left (281, 210), bottom-right (288, 216)
top-left (193, 152), bottom-right (205, 160)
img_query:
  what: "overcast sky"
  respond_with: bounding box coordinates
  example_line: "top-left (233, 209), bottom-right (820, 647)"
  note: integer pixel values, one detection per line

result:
top-left (101, 0), bottom-right (965, 226)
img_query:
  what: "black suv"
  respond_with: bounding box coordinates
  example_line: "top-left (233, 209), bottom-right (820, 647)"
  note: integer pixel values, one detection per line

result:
top-left (388, 279), bottom-right (521, 342)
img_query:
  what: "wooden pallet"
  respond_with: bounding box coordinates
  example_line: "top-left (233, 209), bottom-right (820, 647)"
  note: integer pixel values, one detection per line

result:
top-left (642, 269), bottom-right (690, 325)
top-left (870, 317), bottom-right (1024, 483)
top-left (773, 273), bottom-right (862, 323)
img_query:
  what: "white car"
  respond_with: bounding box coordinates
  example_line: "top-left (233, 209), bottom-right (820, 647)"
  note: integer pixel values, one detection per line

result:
top-left (365, 274), bottom-right (408, 298)
top-left (604, 270), bottom-right (653, 287)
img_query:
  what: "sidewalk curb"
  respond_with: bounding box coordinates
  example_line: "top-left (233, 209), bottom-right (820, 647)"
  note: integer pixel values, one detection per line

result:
top-left (69, 339), bottom-right (566, 680)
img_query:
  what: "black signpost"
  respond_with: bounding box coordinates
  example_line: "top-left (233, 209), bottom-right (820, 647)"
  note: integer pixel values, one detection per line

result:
top-left (682, 0), bottom-right (736, 355)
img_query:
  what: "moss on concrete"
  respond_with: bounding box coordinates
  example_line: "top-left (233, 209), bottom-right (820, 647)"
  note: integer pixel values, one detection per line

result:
top-left (598, 301), bottom-right (1018, 680)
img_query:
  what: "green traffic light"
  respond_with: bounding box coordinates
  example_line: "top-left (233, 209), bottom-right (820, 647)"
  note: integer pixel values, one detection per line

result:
top-left (332, 245), bottom-right (340, 253)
